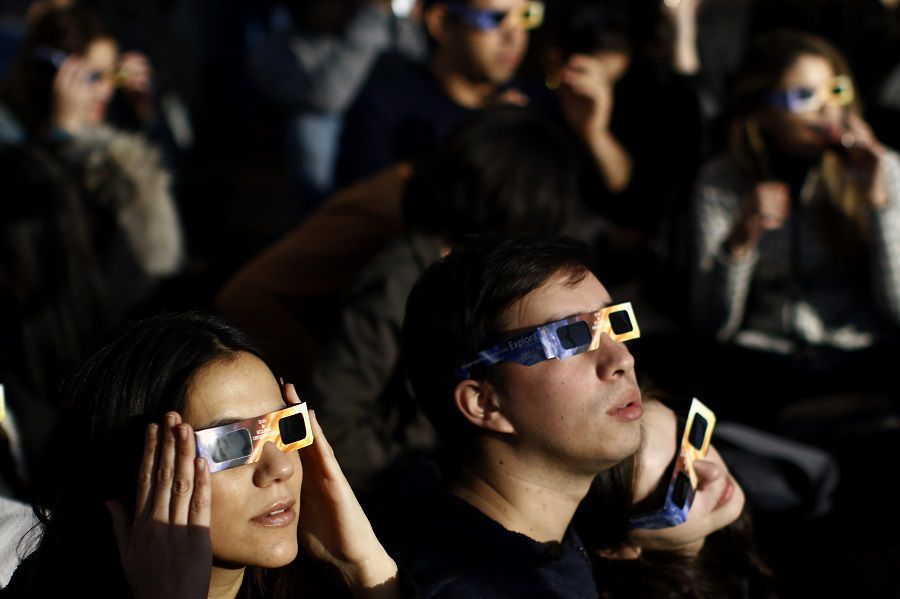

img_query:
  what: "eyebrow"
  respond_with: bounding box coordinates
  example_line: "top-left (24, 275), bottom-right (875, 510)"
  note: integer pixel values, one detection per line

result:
top-left (542, 300), bottom-right (613, 326)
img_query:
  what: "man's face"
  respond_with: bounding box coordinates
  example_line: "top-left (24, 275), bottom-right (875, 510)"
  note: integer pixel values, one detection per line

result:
top-left (491, 270), bottom-right (643, 475)
top-left (442, 0), bottom-right (532, 85)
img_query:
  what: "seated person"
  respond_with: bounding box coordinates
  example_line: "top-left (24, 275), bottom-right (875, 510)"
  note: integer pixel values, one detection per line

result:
top-left (336, 0), bottom-right (626, 200)
top-left (576, 399), bottom-right (775, 598)
top-left (335, 0), bottom-right (540, 185)
top-left (1, 313), bottom-right (402, 598)
top-left (691, 30), bottom-right (900, 423)
top-left (378, 233), bottom-right (644, 598)
top-left (0, 6), bottom-right (183, 405)
top-left (304, 106), bottom-right (579, 497)
top-left (247, 0), bottom-right (426, 207)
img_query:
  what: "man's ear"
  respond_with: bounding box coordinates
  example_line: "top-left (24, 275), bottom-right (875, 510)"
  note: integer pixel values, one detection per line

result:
top-left (453, 378), bottom-right (515, 434)
top-left (425, 3), bottom-right (451, 45)
top-left (596, 545), bottom-right (642, 560)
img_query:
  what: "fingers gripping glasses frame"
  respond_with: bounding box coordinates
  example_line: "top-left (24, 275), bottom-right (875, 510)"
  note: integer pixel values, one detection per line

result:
top-left (456, 302), bottom-right (640, 380)
top-left (34, 45), bottom-right (125, 86)
top-left (194, 402), bottom-right (314, 473)
top-left (766, 74), bottom-right (855, 114)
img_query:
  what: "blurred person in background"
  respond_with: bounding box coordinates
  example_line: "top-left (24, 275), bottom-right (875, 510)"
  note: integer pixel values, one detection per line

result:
top-left (691, 30), bottom-right (900, 426)
top-left (248, 0), bottom-right (426, 215)
top-left (303, 107), bottom-right (579, 499)
top-left (0, 6), bottom-right (182, 410)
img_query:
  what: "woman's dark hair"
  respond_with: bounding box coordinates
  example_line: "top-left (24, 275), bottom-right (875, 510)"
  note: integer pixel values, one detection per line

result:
top-left (401, 233), bottom-right (598, 448)
top-left (575, 431), bottom-right (776, 599)
top-left (402, 107), bottom-right (577, 244)
top-left (16, 313), bottom-right (314, 598)
top-left (1, 6), bottom-right (114, 136)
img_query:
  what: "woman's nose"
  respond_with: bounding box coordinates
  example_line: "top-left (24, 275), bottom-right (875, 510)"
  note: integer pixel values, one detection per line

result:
top-left (252, 442), bottom-right (296, 486)
top-left (693, 459), bottom-right (724, 489)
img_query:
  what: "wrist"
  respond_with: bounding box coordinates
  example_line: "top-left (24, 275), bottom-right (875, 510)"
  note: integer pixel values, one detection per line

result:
top-left (342, 551), bottom-right (399, 598)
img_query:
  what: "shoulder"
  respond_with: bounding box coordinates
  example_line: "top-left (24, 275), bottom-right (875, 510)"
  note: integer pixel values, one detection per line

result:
top-left (351, 235), bottom-right (442, 293)
top-left (378, 490), bottom-right (597, 598)
top-left (351, 52), bottom-right (432, 109)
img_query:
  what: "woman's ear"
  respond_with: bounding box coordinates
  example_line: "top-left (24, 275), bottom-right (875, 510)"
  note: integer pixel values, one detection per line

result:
top-left (425, 3), bottom-right (450, 45)
top-left (596, 544), bottom-right (642, 560)
top-left (453, 379), bottom-right (515, 434)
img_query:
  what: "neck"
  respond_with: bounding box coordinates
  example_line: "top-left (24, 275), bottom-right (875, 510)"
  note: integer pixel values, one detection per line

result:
top-left (208, 565), bottom-right (245, 599)
top-left (431, 54), bottom-right (499, 109)
top-left (450, 439), bottom-right (593, 543)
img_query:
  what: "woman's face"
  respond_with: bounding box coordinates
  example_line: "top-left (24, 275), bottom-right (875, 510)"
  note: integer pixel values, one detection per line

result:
top-left (629, 401), bottom-right (744, 556)
top-left (183, 351), bottom-right (302, 568)
top-left (760, 53), bottom-right (849, 159)
top-left (81, 37), bottom-right (118, 125)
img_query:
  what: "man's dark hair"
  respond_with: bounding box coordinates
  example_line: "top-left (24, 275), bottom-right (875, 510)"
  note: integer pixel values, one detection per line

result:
top-left (403, 106), bottom-right (576, 244)
top-left (401, 233), bottom-right (599, 447)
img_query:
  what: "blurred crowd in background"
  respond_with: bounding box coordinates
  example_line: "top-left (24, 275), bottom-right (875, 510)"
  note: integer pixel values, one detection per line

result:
top-left (1, 0), bottom-right (900, 596)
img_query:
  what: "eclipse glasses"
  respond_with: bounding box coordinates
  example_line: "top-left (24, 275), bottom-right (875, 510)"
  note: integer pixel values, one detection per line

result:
top-left (194, 402), bottom-right (314, 473)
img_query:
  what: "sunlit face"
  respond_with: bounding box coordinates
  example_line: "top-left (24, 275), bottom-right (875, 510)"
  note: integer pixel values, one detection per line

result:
top-left (629, 401), bottom-right (744, 556)
top-left (492, 270), bottom-right (643, 475)
top-left (761, 53), bottom-right (849, 159)
top-left (445, 0), bottom-right (531, 84)
top-left (81, 37), bottom-right (118, 125)
top-left (183, 352), bottom-right (302, 569)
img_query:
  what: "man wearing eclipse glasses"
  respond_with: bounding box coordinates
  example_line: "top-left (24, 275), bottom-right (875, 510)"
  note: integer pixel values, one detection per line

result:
top-left (336, 0), bottom-right (547, 186)
top-left (376, 233), bottom-right (644, 598)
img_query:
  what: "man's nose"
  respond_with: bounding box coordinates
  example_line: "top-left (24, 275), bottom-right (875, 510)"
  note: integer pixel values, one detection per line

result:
top-left (594, 333), bottom-right (635, 380)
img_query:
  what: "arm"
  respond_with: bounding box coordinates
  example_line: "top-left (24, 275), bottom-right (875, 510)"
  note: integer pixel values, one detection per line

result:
top-left (867, 151), bottom-right (900, 324)
top-left (558, 54), bottom-right (632, 193)
top-left (665, 0), bottom-right (702, 75)
top-left (691, 178), bottom-right (787, 340)
top-left (292, 393), bottom-right (402, 599)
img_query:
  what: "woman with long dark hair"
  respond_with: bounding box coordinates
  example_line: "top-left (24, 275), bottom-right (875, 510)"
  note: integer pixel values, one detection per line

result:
top-left (2, 312), bottom-right (402, 598)
top-left (576, 400), bottom-right (775, 599)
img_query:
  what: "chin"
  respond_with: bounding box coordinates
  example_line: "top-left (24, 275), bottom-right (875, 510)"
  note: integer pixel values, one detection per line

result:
top-left (214, 536), bottom-right (299, 569)
top-left (250, 540), bottom-right (300, 569)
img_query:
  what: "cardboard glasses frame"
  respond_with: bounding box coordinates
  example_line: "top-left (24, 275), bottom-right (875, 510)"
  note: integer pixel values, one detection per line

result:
top-left (447, 0), bottom-right (545, 31)
top-left (767, 74), bottom-right (854, 114)
top-left (33, 46), bottom-right (128, 86)
top-left (628, 398), bottom-right (717, 531)
top-left (457, 301), bottom-right (640, 380)
top-left (194, 402), bottom-right (314, 473)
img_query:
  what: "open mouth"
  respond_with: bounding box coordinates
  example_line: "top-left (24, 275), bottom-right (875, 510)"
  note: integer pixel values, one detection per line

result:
top-left (608, 389), bottom-right (643, 421)
top-left (251, 499), bottom-right (297, 527)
